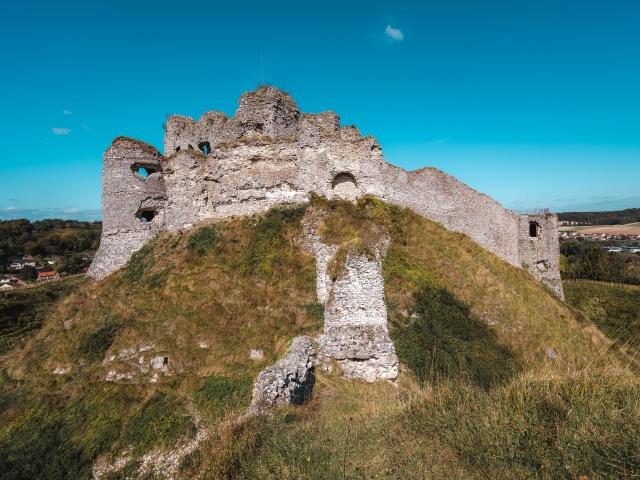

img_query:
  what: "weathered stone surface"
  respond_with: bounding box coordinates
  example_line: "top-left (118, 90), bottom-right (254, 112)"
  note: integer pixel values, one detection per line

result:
top-left (249, 336), bottom-right (315, 415)
top-left (323, 250), bottom-right (389, 330)
top-left (518, 214), bottom-right (564, 299)
top-left (317, 242), bottom-right (398, 382)
top-left (303, 222), bottom-right (398, 383)
top-left (250, 349), bottom-right (264, 361)
top-left (89, 86), bottom-right (562, 299)
top-left (317, 325), bottom-right (398, 382)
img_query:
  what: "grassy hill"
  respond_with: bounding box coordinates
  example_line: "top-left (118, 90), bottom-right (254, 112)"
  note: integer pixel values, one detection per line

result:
top-left (565, 281), bottom-right (640, 355)
top-left (1, 197), bottom-right (639, 479)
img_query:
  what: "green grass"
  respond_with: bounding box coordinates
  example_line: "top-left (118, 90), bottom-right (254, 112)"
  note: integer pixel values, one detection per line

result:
top-left (187, 225), bottom-right (221, 256)
top-left (0, 204), bottom-right (320, 478)
top-left (0, 386), bottom-right (135, 480)
top-left (0, 278), bottom-right (84, 355)
top-left (119, 392), bottom-right (196, 454)
top-left (392, 283), bottom-right (521, 390)
top-left (180, 369), bottom-right (640, 480)
top-left (565, 281), bottom-right (640, 354)
top-left (193, 375), bottom-right (253, 421)
top-left (77, 321), bottom-right (121, 362)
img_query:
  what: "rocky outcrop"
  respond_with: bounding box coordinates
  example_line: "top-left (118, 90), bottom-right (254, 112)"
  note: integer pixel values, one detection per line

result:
top-left (249, 336), bottom-right (316, 415)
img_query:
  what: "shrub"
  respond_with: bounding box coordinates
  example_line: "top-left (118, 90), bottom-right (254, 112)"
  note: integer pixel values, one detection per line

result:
top-left (187, 225), bottom-right (221, 256)
top-left (302, 303), bottom-right (324, 328)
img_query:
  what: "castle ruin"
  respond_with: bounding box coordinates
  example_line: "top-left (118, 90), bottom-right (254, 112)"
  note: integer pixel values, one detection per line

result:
top-left (88, 86), bottom-right (563, 300)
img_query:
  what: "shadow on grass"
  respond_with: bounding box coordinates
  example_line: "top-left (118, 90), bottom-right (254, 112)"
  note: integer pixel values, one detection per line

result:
top-left (391, 284), bottom-right (522, 390)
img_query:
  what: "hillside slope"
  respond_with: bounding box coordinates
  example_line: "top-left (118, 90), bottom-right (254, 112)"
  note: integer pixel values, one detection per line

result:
top-left (1, 197), bottom-right (638, 480)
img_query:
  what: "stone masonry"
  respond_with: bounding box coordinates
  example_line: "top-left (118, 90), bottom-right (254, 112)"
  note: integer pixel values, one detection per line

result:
top-left (249, 336), bottom-right (316, 415)
top-left (88, 86), bottom-right (563, 299)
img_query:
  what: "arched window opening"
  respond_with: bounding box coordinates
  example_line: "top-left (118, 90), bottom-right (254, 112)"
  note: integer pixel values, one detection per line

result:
top-left (175, 146), bottom-right (181, 152)
top-left (188, 144), bottom-right (194, 150)
top-left (332, 172), bottom-right (357, 189)
top-left (137, 209), bottom-right (157, 223)
top-left (331, 172), bottom-right (359, 200)
top-left (529, 221), bottom-right (540, 238)
top-left (198, 141), bottom-right (211, 155)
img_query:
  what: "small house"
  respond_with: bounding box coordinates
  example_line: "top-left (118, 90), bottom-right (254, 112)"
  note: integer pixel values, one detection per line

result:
top-left (37, 271), bottom-right (60, 282)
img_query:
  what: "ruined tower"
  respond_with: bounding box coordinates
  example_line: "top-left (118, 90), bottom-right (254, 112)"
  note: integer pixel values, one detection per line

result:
top-left (88, 86), bottom-right (563, 299)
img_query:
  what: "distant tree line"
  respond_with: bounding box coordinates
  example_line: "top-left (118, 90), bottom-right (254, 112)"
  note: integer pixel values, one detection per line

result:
top-left (0, 219), bottom-right (102, 273)
top-left (561, 240), bottom-right (640, 285)
top-left (558, 208), bottom-right (640, 225)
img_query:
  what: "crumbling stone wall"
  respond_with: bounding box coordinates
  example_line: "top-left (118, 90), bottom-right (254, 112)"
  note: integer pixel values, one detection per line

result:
top-left (249, 336), bottom-right (316, 415)
top-left (87, 138), bottom-right (166, 279)
top-left (89, 86), bottom-right (562, 298)
top-left (518, 214), bottom-right (564, 298)
top-left (316, 248), bottom-right (399, 382)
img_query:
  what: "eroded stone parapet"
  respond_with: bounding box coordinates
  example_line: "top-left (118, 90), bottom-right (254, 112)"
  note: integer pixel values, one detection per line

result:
top-left (249, 336), bottom-right (316, 415)
top-left (224, 86), bottom-right (301, 141)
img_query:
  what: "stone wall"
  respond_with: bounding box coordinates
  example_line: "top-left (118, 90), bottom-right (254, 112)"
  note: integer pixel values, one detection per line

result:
top-left (87, 138), bottom-right (166, 279)
top-left (518, 214), bottom-right (564, 298)
top-left (89, 86), bottom-right (562, 298)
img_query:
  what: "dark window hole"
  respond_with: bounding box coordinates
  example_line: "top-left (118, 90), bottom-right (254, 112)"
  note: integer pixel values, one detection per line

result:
top-left (529, 222), bottom-right (540, 238)
top-left (137, 210), bottom-right (157, 223)
top-left (198, 141), bottom-right (211, 155)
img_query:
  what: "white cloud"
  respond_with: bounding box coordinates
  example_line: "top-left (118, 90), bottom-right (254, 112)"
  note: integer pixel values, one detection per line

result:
top-left (63, 109), bottom-right (73, 115)
top-left (64, 207), bottom-right (81, 213)
top-left (52, 127), bottom-right (71, 135)
top-left (385, 25), bottom-right (404, 41)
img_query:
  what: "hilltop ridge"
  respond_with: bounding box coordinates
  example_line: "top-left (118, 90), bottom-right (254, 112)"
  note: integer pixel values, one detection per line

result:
top-left (2, 197), bottom-right (636, 479)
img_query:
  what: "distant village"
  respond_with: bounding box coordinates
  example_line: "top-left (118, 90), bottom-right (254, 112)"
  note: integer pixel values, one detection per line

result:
top-left (558, 231), bottom-right (640, 254)
top-left (0, 253), bottom-right (93, 292)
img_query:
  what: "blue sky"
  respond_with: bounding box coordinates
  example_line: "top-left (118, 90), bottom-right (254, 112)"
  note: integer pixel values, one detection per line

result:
top-left (1, 0), bottom-right (639, 220)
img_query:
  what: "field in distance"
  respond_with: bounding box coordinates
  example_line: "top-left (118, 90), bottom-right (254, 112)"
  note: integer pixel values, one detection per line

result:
top-left (559, 222), bottom-right (640, 235)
